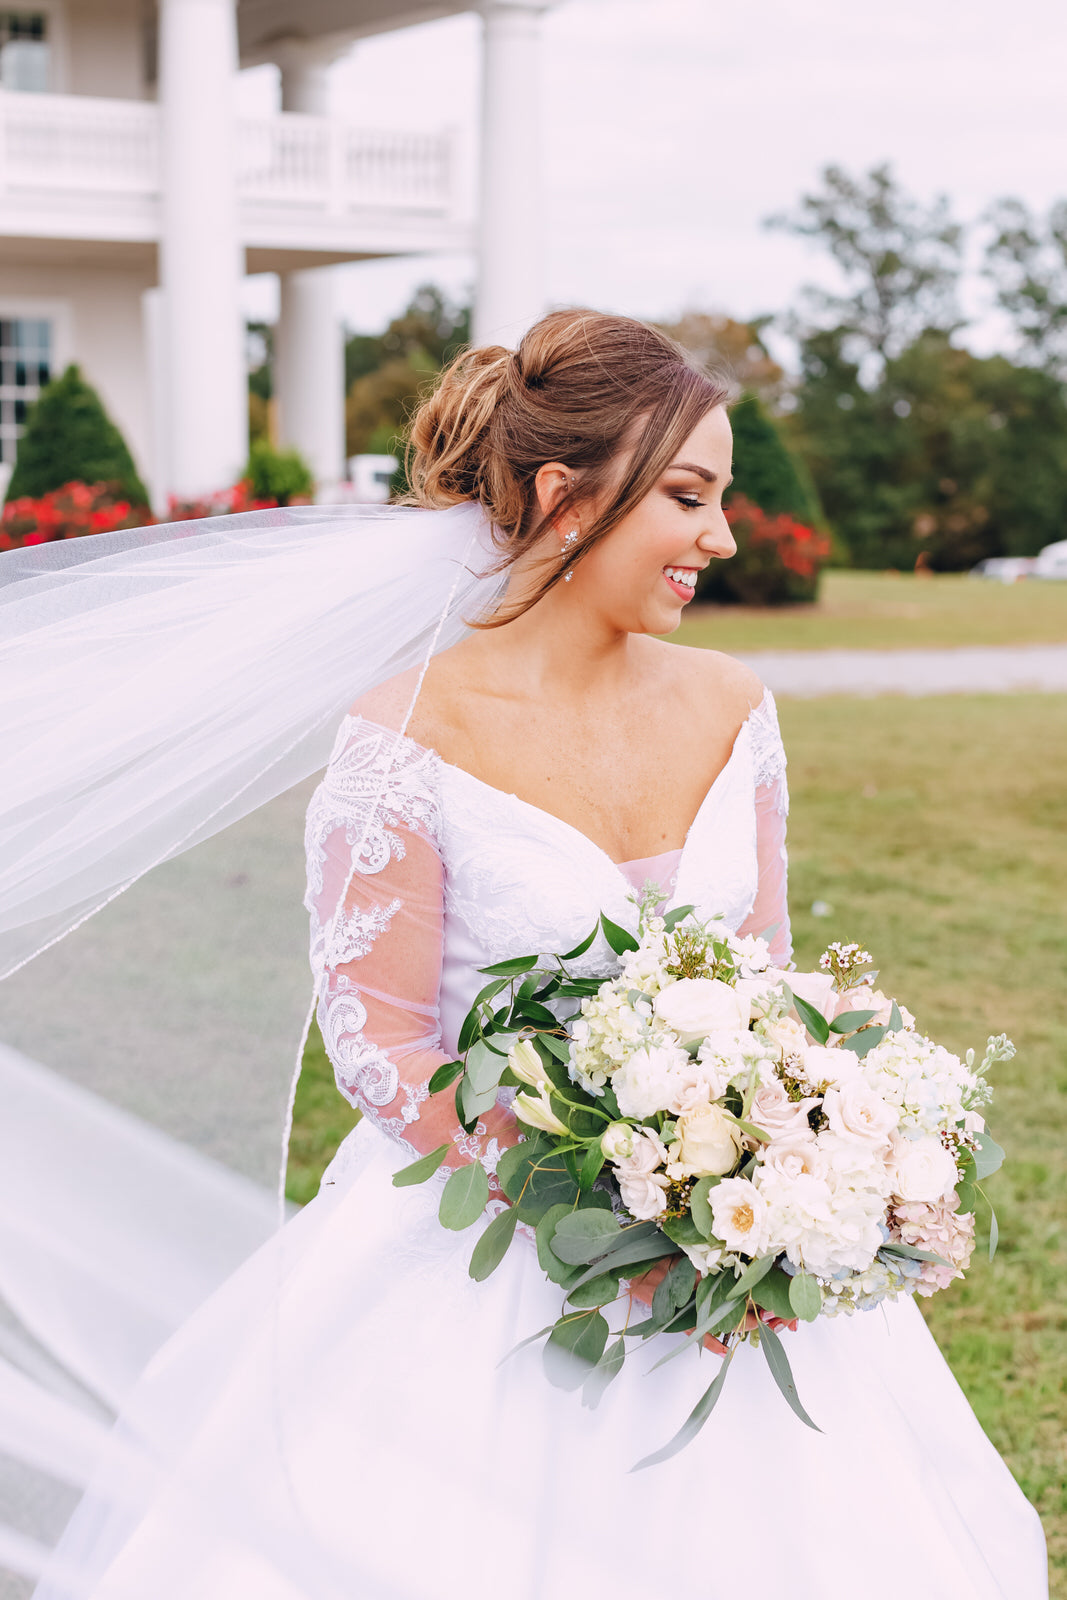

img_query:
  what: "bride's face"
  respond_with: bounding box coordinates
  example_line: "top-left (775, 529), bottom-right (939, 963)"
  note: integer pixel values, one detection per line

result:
top-left (573, 405), bottom-right (736, 636)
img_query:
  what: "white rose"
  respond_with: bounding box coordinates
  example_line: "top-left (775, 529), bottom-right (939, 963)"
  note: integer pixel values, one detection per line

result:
top-left (748, 1081), bottom-right (820, 1138)
top-left (613, 1043), bottom-right (686, 1118)
top-left (674, 1103), bottom-right (744, 1178)
top-left (760, 1130), bottom-right (828, 1182)
top-left (823, 1081), bottom-right (899, 1146)
top-left (762, 1015), bottom-right (809, 1057)
top-left (734, 975), bottom-right (780, 1018)
top-left (507, 1038), bottom-right (549, 1089)
top-left (617, 1171), bottom-right (670, 1220)
top-left (837, 985), bottom-right (893, 1027)
top-left (615, 1126), bottom-right (668, 1178)
top-left (710, 1177), bottom-right (770, 1255)
top-left (600, 1121), bottom-right (634, 1161)
top-left (653, 977), bottom-right (748, 1044)
top-left (886, 1132), bottom-right (959, 1202)
top-left (801, 1043), bottom-right (858, 1088)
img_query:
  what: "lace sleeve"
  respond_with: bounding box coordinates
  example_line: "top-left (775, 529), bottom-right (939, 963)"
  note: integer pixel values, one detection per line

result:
top-left (736, 691), bottom-right (793, 968)
top-left (304, 716), bottom-right (516, 1187)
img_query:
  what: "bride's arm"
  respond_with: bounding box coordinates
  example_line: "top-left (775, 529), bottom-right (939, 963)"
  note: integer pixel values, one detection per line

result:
top-left (735, 690), bottom-right (793, 969)
top-left (305, 723), bottom-right (517, 1189)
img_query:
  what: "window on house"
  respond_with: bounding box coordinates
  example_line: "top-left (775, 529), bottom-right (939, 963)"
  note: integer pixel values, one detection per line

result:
top-left (0, 12), bottom-right (50, 92)
top-left (0, 318), bottom-right (52, 466)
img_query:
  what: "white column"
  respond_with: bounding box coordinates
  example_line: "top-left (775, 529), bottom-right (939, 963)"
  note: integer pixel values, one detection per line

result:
top-left (474, 0), bottom-right (550, 347)
top-left (273, 40), bottom-right (346, 493)
top-left (158, 0), bottom-right (246, 500)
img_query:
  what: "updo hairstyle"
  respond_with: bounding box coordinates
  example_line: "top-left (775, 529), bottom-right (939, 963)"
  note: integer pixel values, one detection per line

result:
top-left (406, 308), bottom-right (732, 623)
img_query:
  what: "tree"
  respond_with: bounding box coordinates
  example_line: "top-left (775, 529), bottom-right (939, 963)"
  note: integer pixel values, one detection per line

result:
top-left (767, 163), bottom-right (964, 373)
top-left (344, 284), bottom-right (471, 394)
top-left (6, 364), bottom-right (148, 505)
top-left (655, 311), bottom-right (788, 408)
top-left (984, 198), bottom-right (1067, 376)
top-left (726, 393), bottom-right (822, 526)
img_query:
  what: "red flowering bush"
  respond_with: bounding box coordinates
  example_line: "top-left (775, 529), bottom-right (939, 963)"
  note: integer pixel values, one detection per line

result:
top-left (166, 479), bottom-right (280, 521)
top-left (0, 480), bottom-right (153, 552)
top-left (697, 494), bottom-right (832, 606)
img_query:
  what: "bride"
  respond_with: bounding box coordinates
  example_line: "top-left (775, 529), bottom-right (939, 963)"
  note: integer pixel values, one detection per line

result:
top-left (26, 308), bottom-right (1047, 1598)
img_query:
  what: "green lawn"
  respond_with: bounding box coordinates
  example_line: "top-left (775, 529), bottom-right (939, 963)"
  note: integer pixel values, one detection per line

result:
top-left (676, 570), bottom-right (1067, 653)
top-left (289, 692), bottom-right (1066, 1584)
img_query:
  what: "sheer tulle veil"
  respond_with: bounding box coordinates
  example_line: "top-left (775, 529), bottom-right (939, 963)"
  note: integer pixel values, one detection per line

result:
top-left (0, 501), bottom-right (507, 1589)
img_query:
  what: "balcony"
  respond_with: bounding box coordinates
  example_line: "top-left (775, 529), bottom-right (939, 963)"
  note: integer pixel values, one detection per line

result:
top-left (0, 89), bottom-right (469, 267)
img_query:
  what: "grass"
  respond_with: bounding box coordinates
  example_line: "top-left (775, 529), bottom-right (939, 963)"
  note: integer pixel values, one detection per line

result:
top-left (288, 692), bottom-right (1066, 1584)
top-left (676, 570), bottom-right (1067, 653)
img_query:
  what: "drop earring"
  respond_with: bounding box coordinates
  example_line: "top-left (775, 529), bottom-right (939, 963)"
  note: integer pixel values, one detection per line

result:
top-left (561, 529), bottom-right (578, 582)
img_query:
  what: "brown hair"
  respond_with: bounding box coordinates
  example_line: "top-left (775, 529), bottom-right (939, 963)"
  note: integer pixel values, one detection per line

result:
top-left (405, 307), bottom-right (733, 623)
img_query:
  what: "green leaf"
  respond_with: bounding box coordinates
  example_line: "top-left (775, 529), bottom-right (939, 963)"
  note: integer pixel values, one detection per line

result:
top-left (535, 1203), bottom-right (582, 1287)
top-left (662, 1211), bottom-right (705, 1248)
top-left (787, 1272), bottom-right (822, 1322)
top-left (535, 1031), bottom-right (572, 1063)
top-left (988, 1201), bottom-right (999, 1262)
top-left (498, 1323), bottom-right (557, 1366)
top-left (581, 1336), bottom-right (626, 1409)
top-left (954, 1178), bottom-right (977, 1216)
top-left (888, 1000), bottom-right (903, 1032)
top-left (750, 1265), bottom-right (797, 1322)
top-left (972, 1130), bottom-right (1006, 1180)
top-left (828, 1008), bottom-right (878, 1034)
top-left (427, 1060), bottom-right (464, 1096)
top-left (733, 1253), bottom-right (775, 1299)
top-left (840, 1022), bottom-right (889, 1058)
top-left (515, 1158), bottom-right (580, 1225)
top-left (631, 1350), bottom-right (735, 1470)
top-left (790, 990), bottom-right (830, 1045)
top-left (662, 903), bottom-right (697, 931)
top-left (690, 1175), bottom-right (721, 1241)
top-left (496, 1137), bottom-right (546, 1200)
top-left (464, 1037), bottom-right (508, 1095)
top-left (513, 1000), bottom-right (559, 1030)
top-left (391, 1144), bottom-right (450, 1188)
top-left (600, 913), bottom-right (639, 956)
top-left (731, 1117), bottom-right (771, 1144)
top-left (560, 924), bottom-right (599, 960)
top-left (579, 1142), bottom-right (606, 1191)
top-left (879, 1240), bottom-right (952, 1266)
top-left (459, 1073), bottom-right (499, 1124)
top-left (438, 1161), bottom-right (490, 1230)
top-left (550, 1208), bottom-right (622, 1265)
top-left (667, 1255), bottom-right (697, 1309)
top-left (456, 1008), bottom-right (481, 1055)
top-left (543, 1310), bottom-right (610, 1390)
top-left (479, 954), bottom-right (539, 977)
top-left (567, 1271), bottom-right (621, 1309)
top-left (759, 1321), bottom-right (821, 1430)
top-left (468, 1205), bottom-right (520, 1281)
top-left (566, 1228), bottom-right (676, 1292)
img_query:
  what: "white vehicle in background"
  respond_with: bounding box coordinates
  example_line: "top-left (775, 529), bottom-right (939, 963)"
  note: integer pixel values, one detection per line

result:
top-left (969, 556), bottom-right (1035, 583)
top-left (1031, 539), bottom-right (1067, 580)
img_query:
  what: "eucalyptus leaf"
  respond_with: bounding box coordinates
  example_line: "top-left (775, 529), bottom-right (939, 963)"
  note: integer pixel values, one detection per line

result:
top-left (880, 1240), bottom-right (952, 1266)
top-left (690, 1175), bottom-right (721, 1241)
top-left (790, 991), bottom-right (830, 1045)
top-left (733, 1253), bottom-right (775, 1299)
top-left (438, 1161), bottom-right (490, 1231)
top-left (955, 1179), bottom-right (977, 1215)
top-left (459, 1073), bottom-right (499, 1124)
top-left (600, 913), bottom-right (639, 956)
top-left (631, 1350), bottom-right (735, 1470)
top-left (579, 1143), bottom-right (606, 1191)
top-left (750, 1265), bottom-right (796, 1322)
top-left (496, 1137), bottom-right (548, 1201)
top-left (391, 1144), bottom-right (450, 1188)
top-left (543, 1310), bottom-right (610, 1390)
top-left (535, 1203), bottom-right (583, 1287)
top-left (567, 1272), bottom-right (621, 1309)
top-left (787, 1272), bottom-right (822, 1322)
top-left (839, 1022), bottom-right (889, 1058)
top-left (465, 1037), bottom-right (509, 1095)
top-left (828, 1008), bottom-right (878, 1034)
top-left (667, 1256), bottom-right (698, 1309)
top-left (662, 1212), bottom-right (705, 1248)
top-left (551, 1208), bottom-right (621, 1264)
top-left (497, 1323), bottom-right (557, 1367)
top-left (988, 1202), bottom-right (999, 1262)
top-left (427, 1060), bottom-right (464, 1096)
top-left (759, 1322), bottom-right (821, 1431)
top-left (468, 1205), bottom-right (520, 1281)
top-left (972, 1130), bottom-right (1006, 1181)
top-left (566, 1231), bottom-right (677, 1293)
top-left (581, 1336), bottom-right (626, 1409)
top-left (888, 1000), bottom-right (903, 1032)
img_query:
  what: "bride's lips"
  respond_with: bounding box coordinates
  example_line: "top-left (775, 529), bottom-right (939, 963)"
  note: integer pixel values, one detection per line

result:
top-left (663, 567), bottom-right (699, 602)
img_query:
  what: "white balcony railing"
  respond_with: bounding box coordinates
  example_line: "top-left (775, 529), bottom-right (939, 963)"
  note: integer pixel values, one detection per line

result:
top-left (0, 90), bottom-right (455, 230)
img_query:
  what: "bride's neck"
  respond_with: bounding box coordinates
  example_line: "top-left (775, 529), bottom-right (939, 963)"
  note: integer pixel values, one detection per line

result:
top-left (478, 587), bottom-right (637, 702)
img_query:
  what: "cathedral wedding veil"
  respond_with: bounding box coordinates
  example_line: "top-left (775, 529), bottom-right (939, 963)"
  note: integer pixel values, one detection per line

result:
top-left (0, 501), bottom-right (508, 1589)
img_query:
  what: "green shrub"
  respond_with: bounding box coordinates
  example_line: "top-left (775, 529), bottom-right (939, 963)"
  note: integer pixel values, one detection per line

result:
top-left (727, 393), bottom-right (822, 524)
top-left (703, 495), bottom-right (831, 606)
top-left (6, 365), bottom-right (148, 506)
top-left (243, 441), bottom-right (313, 505)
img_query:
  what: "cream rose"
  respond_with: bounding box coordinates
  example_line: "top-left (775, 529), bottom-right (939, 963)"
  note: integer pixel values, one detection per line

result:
top-left (801, 1043), bottom-right (858, 1088)
top-left (615, 1126), bottom-right (668, 1178)
top-left (762, 1015), bottom-right (809, 1057)
top-left (748, 1080), bottom-right (820, 1138)
top-left (673, 1103), bottom-right (744, 1178)
top-left (886, 1132), bottom-right (959, 1202)
top-left (823, 1081), bottom-right (899, 1146)
top-left (653, 977), bottom-right (748, 1044)
top-left (760, 1130), bottom-right (828, 1182)
top-left (617, 1171), bottom-right (670, 1220)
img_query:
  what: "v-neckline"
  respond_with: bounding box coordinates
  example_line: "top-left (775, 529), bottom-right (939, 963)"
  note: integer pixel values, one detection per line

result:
top-left (351, 696), bottom-right (764, 889)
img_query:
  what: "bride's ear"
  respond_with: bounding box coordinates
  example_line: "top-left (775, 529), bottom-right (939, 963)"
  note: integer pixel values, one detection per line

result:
top-left (533, 462), bottom-right (577, 534)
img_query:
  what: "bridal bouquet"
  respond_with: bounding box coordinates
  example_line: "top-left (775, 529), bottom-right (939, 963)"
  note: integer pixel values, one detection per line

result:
top-left (398, 897), bottom-right (1008, 1465)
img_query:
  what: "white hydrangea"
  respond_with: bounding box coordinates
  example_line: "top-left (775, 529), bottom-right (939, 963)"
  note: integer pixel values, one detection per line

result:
top-left (568, 984), bottom-right (653, 1094)
top-left (860, 1030), bottom-right (971, 1136)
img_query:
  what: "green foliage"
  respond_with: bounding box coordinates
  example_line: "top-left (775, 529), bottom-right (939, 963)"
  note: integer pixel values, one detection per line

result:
top-left (243, 440), bottom-right (313, 505)
top-left (984, 197), bottom-right (1067, 376)
top-left (727, 393), bottom-right (822, 524)
top-left (6, 364), bottom-right (148, 505)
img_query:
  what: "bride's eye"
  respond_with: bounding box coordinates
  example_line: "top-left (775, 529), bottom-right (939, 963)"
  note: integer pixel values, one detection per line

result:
top-left (674, 494), bottom-right (704, 510)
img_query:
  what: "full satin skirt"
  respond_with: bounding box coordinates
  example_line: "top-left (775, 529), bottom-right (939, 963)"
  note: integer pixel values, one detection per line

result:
top-left (38, 1127), bottom-right (1048, 1600)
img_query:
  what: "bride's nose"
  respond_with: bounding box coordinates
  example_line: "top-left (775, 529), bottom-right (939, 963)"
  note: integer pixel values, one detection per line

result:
top-left (696, 508), bottom-right (736, 560)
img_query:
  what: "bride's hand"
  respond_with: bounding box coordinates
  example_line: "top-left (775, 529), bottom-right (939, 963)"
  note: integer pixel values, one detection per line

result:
top-left (628, 1263), bottom-right (798, 1355)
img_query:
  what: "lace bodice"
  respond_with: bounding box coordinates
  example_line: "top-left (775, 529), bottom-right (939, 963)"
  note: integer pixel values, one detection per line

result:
top-left (304, 690), bottom-right (791, 1188)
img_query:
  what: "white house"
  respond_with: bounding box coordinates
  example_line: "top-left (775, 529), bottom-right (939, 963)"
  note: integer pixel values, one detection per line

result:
top-left (0, 0), bottom-right (551, 506)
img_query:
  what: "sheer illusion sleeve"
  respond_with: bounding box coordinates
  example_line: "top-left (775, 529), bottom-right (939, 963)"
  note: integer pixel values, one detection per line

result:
top-left (736, 691), bottom-right (793, 969)
top-left (304, 716), bottom-right (516, 1187)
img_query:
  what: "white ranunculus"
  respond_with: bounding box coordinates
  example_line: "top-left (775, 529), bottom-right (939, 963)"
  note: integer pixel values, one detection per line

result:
top-left (823, 1080), bottom-right (899, 1146)
top-left (507, 1038), bottom-right (548, 1089)
top-left (710, 1177), bottom-right (770, 1255)
top-left (513, 1088), bottom-right (568, 1137)
top-left (886, 1132), bottom-right (959, 1202)
top-left (760, 1130), bottom-right (828, 1183)
top-left (748, 1080), bottom-right (820, 1138)
top-left (653, 977), bottom-right (748, 1044)
top-left (617, 1171), bottom-right (670, 1220)
top-left (613, 1043), bottom-right (686, 1118)
top-left (600, 1121), bottom-right (635, 1161)
top-left (674, 1103), bottom-right (744, 1178)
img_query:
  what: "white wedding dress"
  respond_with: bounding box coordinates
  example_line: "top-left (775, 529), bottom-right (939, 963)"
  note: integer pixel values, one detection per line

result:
top-left (36, 688), bottom-right (1047, 1600)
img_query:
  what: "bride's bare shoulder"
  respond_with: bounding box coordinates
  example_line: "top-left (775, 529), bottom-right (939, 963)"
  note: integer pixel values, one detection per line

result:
top-left (645, 636), bottom-right (766, 719)
top-left (347, 665), bottom-right (425, 737)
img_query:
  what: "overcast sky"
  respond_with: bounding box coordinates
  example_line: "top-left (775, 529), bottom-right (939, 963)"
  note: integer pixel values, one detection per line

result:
top-left (238, 0), bottom-right (1067, 364)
